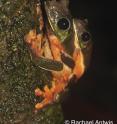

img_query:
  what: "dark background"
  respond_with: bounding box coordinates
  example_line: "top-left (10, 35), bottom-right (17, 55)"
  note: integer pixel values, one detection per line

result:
top-left (62, 0), bottom-right (117, 121)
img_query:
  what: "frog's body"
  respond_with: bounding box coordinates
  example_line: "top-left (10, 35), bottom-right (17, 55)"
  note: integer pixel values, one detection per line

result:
top-left (25, 0), bottom-right (92, 110)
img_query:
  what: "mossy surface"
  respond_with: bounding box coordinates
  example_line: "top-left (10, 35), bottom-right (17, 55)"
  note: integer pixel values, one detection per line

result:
top-left (0, 1), bottom-right (64, 124)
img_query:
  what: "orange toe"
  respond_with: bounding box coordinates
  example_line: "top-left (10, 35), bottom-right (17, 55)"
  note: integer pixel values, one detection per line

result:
top-left (35, 103), bottom-right (43, 110)
top-left (35, 88), bottom-right (43, 96)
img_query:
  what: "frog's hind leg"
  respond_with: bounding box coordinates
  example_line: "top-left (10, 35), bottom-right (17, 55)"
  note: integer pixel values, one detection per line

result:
top-left (34, 64), bottom-right (71, 110)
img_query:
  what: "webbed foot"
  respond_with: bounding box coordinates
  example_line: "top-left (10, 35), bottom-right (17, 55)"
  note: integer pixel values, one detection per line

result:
top-left (35, 80), bottom-right (66, 110)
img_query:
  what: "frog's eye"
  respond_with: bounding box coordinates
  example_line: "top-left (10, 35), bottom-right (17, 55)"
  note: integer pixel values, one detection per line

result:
top-left (57, 17), bottom-right (70, 30)
top-left (81, 32), bottom-right (90, 43)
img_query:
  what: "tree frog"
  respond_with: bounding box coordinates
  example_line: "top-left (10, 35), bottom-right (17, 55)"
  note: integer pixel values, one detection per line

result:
top-left (24, 0), bottom-right (92, 110)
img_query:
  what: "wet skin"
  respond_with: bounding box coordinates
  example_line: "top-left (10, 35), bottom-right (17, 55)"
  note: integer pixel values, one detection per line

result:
top-left (24, 0), bottom-right (92, 110)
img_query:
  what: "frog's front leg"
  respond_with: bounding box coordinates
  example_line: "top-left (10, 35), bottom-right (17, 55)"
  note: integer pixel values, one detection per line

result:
top-left (73, 48), bottom-right (85, 79)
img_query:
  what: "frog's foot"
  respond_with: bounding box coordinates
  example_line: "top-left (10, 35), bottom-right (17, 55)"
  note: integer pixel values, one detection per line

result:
top-left (35, 80), bottom-right (66, 110)
top-left (35, 86), bottom-right (54, 110)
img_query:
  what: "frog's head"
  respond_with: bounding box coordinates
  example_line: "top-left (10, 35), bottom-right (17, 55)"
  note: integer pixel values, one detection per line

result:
top-left (45, 0), bottom-right (72, 43)
top-left (45, 0), bottom-right (92, 74)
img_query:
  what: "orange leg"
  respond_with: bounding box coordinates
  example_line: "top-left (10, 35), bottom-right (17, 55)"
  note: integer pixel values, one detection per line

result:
top-left (73, 48), bottom-right (85, 79)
